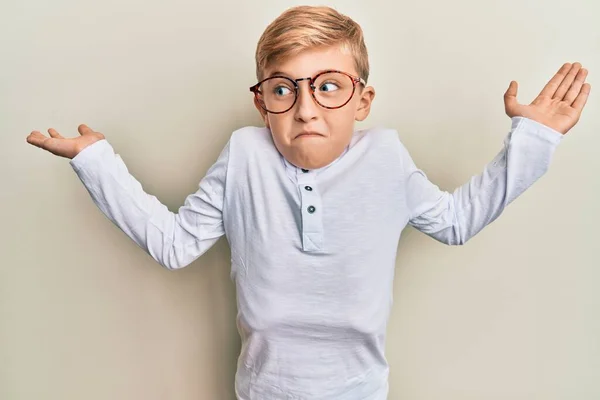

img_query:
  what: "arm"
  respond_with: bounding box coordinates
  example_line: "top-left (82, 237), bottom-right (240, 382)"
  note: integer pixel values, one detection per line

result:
top-left (401, 116), bottom-right (562, 245)
top-left (69, 138), bottom-right (230, 270)
top-left (402, 61), bottom-right (591, 245)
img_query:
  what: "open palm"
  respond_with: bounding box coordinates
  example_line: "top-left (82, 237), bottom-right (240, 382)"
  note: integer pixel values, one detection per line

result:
top-left (26, 124), bottom-right (105, 159)
top-left (504, 62), bottom-right (591, 135)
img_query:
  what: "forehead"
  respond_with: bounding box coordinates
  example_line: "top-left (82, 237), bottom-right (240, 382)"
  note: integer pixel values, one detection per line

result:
top-left (264, 45), bottom-right (357, 78)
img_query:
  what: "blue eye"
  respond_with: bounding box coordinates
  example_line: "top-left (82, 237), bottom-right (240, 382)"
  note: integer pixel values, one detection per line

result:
top-left (274, 86), bottom-right (293, 96)
top-left (319, 82), bottom-right (339, 92)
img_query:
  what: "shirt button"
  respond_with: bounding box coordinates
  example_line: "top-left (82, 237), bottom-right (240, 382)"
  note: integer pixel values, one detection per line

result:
top-left (301, 168), bottom-right (309, 173)
top-left (307, 205), bottom-right (316, 214)
top-left (304, 185), bottom-right (313, 191)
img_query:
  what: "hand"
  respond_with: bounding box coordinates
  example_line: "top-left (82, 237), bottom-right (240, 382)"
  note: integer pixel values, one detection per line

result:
top-left (504, 62), bottom-right (591, 134)
top-left (26, 124), bottom-right (105, 159)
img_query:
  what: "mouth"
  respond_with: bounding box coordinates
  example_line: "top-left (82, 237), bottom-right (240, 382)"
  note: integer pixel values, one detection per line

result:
top-left (295, 131), bottom-right (324, 139)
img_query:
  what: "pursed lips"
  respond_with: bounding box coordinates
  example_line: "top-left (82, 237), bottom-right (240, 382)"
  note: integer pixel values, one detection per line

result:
top-left (295, 132), bottom-right (323, 138)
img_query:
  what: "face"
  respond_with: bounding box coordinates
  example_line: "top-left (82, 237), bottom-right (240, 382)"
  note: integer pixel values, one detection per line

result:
top-left (253, 45), bottom-right (376, 170)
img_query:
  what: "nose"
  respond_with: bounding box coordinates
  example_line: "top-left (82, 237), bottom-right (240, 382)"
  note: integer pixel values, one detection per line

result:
top-left (293, 80), bottom-right (319, 123)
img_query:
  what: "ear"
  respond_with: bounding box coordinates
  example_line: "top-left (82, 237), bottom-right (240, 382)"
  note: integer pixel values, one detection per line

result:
top-left (355, 86), bottom-right (376, 122)
top-left (254, 97), bottom-right (270, 128)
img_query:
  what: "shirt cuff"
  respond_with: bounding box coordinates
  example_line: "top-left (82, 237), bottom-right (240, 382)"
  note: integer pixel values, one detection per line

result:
top-left (511, 116), bottom-right (564, 145)
top-left (69, 139), bottom-right (112, 173)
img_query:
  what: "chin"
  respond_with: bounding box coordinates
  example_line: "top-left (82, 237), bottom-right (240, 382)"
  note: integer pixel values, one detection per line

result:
top-left (299, 154), bottom-right (333, 169)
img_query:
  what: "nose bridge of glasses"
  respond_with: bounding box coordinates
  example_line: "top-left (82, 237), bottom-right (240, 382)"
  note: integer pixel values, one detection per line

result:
top-left (293, 77), bottom-right (316, 92)
top-left (290, 79), bottom-right (316, 108)
top-left (290, 79), bottom-right (319, 115)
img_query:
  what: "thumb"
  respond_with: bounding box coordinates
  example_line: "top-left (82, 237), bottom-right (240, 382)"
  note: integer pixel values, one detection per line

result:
top-left (77, 124), bottom-right (94, 136)
top-left (504, 81), bottom-right (519, 116)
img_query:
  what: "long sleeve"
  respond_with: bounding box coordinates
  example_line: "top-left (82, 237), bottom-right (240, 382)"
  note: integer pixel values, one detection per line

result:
top-left (69, 138), bottom-right (230, 269)
top-left (400, 116), bottom-right (563, 245)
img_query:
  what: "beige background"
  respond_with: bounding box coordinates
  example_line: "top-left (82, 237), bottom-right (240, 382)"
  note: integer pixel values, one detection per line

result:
top-left (2, 0), bottom-right (599, 399)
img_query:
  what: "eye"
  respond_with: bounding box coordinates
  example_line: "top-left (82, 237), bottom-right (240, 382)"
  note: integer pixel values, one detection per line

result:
top-left (273, 85), bottom-right (293, 96)
top-left (319, 82), bottom-right (339, 92)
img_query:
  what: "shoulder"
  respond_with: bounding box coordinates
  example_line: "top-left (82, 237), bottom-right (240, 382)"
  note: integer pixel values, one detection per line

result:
top-left (351, 126), bottom-right (416, 175)
top-left (229, 125), bottom-right (272, 150)
top-left (353, 126), bottom-right (406, 156)
top-left (226, 125), bottom-right (280, 168)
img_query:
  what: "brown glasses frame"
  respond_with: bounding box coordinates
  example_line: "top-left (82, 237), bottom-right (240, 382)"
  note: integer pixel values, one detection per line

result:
top-left (249, 69), bottom-right (366, 114)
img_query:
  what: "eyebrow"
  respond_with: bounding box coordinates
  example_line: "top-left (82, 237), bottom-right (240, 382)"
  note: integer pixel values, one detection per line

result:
top-left (267, 69), bottom-right (332, 79)
top-left (268, 71), bottom-right (289, 78)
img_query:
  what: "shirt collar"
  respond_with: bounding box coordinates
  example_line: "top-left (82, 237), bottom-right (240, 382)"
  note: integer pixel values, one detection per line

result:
top-left (282, 144), bottom-right (349, 180)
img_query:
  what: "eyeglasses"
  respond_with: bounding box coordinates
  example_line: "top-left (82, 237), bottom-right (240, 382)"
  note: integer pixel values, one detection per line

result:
top-left (249, 70), bottom-right (366, 114)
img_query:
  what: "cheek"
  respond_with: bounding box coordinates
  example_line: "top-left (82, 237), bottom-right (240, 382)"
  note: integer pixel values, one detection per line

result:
top-left (327, 107), bottom-right (356, 129)
top-left (267, 115), bottom-right (294, 143)
top-left (268, 112), bottom-right (288, 125)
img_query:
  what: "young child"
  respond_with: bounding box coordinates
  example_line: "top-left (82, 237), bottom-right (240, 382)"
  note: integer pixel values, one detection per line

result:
top-left (26, 5), bottom-right (590, 400)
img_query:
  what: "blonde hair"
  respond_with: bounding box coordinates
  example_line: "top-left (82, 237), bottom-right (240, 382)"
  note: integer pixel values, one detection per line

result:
top-left (255, 6), bottom-right (370, 83)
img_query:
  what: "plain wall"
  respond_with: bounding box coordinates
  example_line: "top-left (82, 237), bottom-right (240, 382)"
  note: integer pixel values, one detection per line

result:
top-left (2, 0), bottom-right (599, 399)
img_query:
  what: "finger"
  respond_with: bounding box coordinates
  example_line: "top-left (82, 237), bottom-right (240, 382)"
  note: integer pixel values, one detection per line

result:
top-left (564, 67), bottom-right (588, 105)
top-left (538, 62), bottom-right (572, 98)
top-left (78, 124), bottom-right (94, 136)
top-left (27, 130), bottom-right (73, 157)
top-left (48, 128), bottom-right (65, 139)
top-left (26, 130), bottom-right (50, 148)
top-left (571, 82), bottom-right (591, 111)
top-left (504, 80), bottom-right (519, 115)
top-left (553, 62), bottom-right (582, 100)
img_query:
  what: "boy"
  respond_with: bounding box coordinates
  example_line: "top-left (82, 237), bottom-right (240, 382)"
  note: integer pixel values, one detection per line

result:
top-left (26, 5), bottom-right (590, 400)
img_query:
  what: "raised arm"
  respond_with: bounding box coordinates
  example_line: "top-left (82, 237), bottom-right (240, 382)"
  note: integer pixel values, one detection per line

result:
top-left (401, 62), bottom-right (591, 245)
top-left (401, 116), bottom-right (561, 244)
top-left (27, 125), bottom-right (229, 269)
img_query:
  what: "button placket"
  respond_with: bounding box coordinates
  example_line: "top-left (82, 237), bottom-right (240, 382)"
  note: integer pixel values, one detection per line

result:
top-left (297, 171), bottom-right (323, 252)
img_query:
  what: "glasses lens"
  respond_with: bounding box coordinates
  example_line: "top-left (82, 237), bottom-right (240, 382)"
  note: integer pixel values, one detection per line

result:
top-left (313, 72), bottom-right (355, 108)
top-left (257, 77), bottom-right (297, 113)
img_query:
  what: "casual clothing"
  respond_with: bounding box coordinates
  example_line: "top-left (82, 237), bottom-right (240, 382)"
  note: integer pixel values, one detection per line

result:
top-left (69, 116), bottom-right (563, 399)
